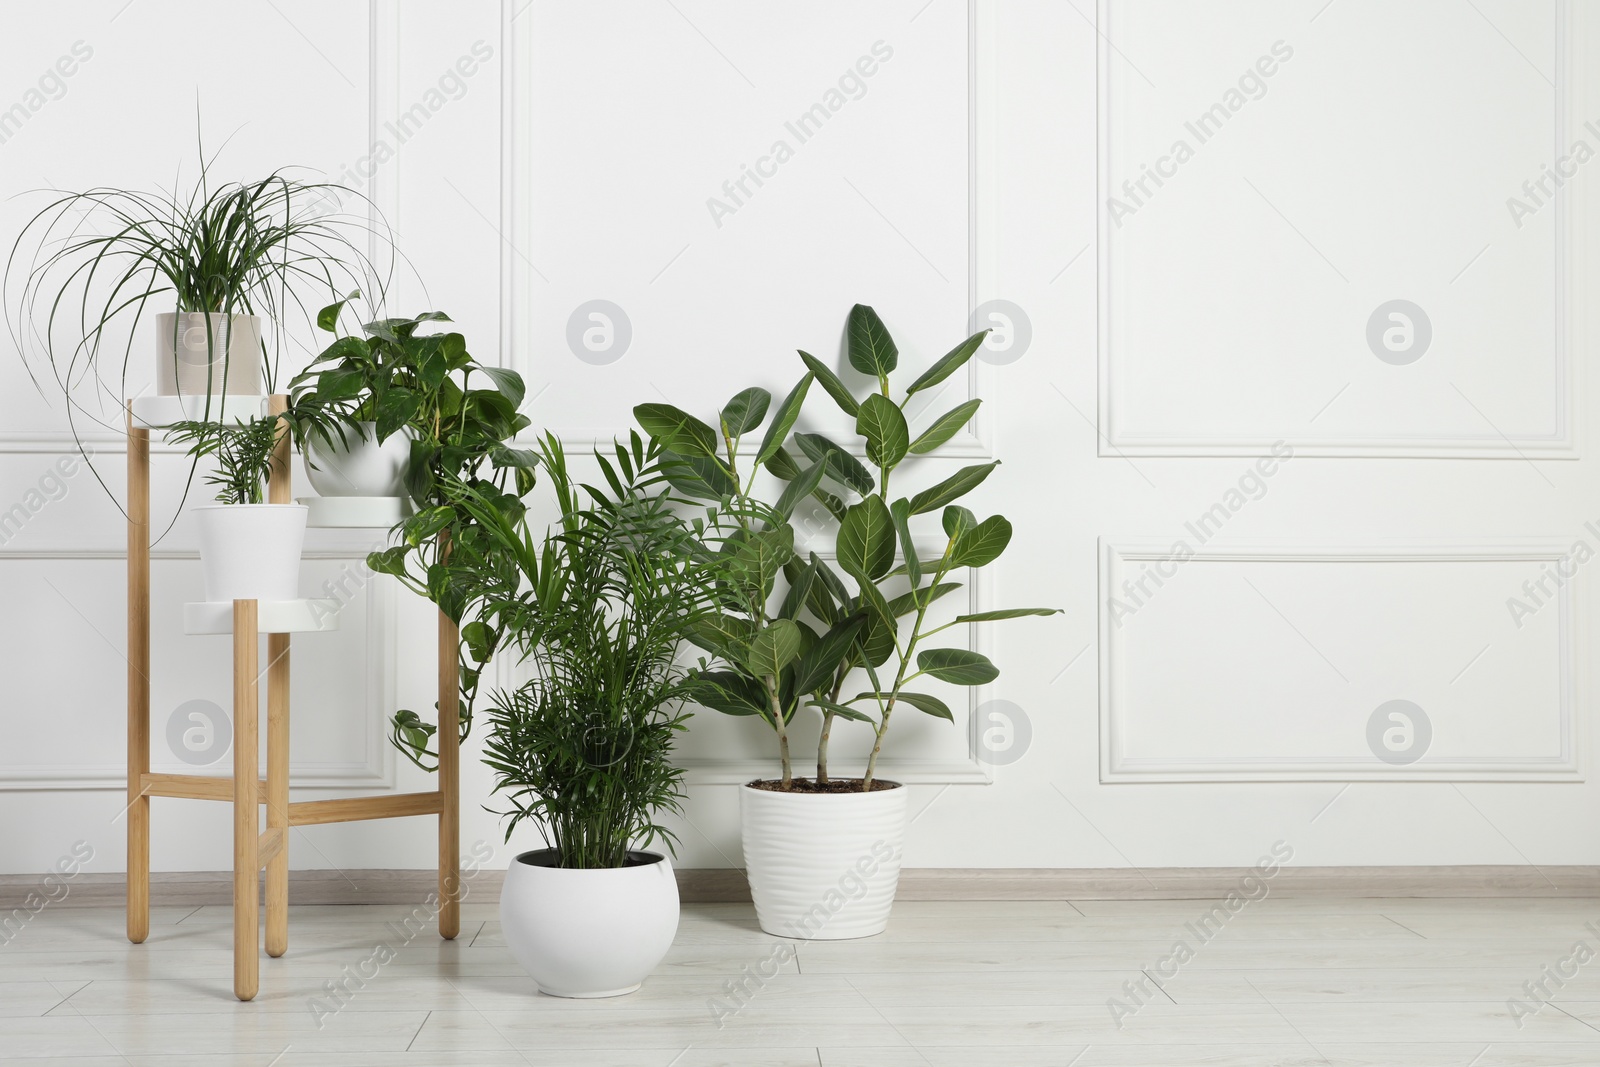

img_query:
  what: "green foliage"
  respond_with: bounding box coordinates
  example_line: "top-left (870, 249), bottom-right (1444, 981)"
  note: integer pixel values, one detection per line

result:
top-left (476, 435), bottom-right (714, 869)
top-left (4, 132), bottom-right (392, 504)
top-left (633, 303), bottom-right (1061, 790)
top-left (288, 308), bottom-right (535, 771)
top-left (163, 415), bottom-right (284, 505)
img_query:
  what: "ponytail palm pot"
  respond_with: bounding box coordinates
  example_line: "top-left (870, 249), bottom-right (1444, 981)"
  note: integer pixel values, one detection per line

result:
top-left (634, 304), bottom-right (1058, 939)
top-left (6, 139), bottom-right (388, 446)
top-left (474, 436), bottom-right (711, 997)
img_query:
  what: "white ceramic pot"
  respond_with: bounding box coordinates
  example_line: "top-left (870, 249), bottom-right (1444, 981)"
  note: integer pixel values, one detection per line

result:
top-left (500, 849), bottom-right (679, 998)
top-left (194, 504), bottom-right (308, 602)
top-left (155, 312), bottom-right (262, 396)
top-left (740, 780), bottom-right (906, 940)
top-left (304, 422), bottom-right (412, 497)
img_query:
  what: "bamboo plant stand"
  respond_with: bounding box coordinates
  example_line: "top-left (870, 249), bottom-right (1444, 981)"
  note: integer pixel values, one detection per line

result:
top-left (125, 395), bottom-right (461, 1002)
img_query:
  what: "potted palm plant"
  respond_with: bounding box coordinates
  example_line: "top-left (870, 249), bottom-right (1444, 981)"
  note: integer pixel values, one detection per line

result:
top-left (5, 137), bottom-right (389, 459)
top-left (460, 433), bottom-right (715, 997)
top-left (633, 304), bottom-right (1058, 939)
top-left (164, 413), bottom-right (306, 603)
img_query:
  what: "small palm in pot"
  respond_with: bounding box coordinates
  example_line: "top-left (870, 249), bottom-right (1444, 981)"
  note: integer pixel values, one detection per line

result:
top-left (463, 433), bottom-right (717, 995)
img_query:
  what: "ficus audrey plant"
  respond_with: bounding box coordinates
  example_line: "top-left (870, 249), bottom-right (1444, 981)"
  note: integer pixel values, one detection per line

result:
top-left (633, 303), bottom-right (1059, 792)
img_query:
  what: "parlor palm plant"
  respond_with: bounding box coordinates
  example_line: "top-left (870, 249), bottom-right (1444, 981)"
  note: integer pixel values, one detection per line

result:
top-left (467, 433), bottom-right (711, 996)
top-left (465, 433), bottom-right (715, 868)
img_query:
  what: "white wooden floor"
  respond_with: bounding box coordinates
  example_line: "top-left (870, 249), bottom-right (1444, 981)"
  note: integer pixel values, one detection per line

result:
top-left (2, 897), bottom-right (1599, 1065)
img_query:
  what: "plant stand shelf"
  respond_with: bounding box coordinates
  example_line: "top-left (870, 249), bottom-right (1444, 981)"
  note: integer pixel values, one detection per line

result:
top-left (129, 393), bottom-right (270, 430)
top-left (299, 495), bottom-right (413, 529)
top-left (125, 396), bottom-right (462, 1002)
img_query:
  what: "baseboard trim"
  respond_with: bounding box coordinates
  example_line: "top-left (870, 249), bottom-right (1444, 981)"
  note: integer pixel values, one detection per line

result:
top-left (5, 865), bottom-right (1600, 908)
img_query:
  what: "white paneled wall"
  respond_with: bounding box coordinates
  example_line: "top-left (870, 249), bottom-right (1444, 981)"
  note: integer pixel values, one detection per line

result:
top-left (2, 0), bottom-right (1597, 877)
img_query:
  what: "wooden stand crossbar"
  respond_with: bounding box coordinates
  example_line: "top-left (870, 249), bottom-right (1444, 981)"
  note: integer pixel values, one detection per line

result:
top-left (126, 396), bottom-right (461, 1001)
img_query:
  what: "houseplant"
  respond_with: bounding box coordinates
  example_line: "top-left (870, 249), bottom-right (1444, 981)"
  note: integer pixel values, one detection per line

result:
top-left (334, 309), bottom-right (538, 769)
top-left (466, 433), bottom-right (715, 996)
top-left (633, 303), bottom-right (1057, 938)
top-left (5, 137), bottom-right (390, 492)
top-left (164, 413), bottom-right (307, 602)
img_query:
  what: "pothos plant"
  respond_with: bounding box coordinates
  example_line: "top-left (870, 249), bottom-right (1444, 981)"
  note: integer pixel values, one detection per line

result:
top-left (634, 304), bottom-right (1059, 792)
top-left (290, 301), bottom-right (538, 769)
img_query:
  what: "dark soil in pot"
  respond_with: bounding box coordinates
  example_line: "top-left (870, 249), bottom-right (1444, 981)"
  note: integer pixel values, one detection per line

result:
top-left (746, 778), bottom-right (902, 794)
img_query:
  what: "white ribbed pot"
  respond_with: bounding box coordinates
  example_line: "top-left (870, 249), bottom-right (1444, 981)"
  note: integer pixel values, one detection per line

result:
top-left (500, 849), bottom-right (679, 998)
top-left (194, 504), bottom-right (308, 602)
top-left (155, 312), bottom-right (262, 396)
top-left (741, 780), bottom-right (906, 940)
top-left (304, 423), bottom-right (412, 497)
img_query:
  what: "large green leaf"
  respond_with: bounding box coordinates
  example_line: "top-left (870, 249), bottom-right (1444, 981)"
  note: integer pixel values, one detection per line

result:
top-left (908, 461), bottom-right (999, 515)
top-left (942, 505), bottom-right (977, 540)
top-left (695, 671), bottom-right (771, 718)
top-left (477, 365), bottom-right (527, 409)
top-left (688, 613), bottom-right (756, 657)
top-left (854, 579), bottom-right (898, 668)
top-left (916, 647), bottom-right (999, 685)
top-left (909, 398), bottom-right (982, 455)
top-left (848, 303), bottom-right (898, 376)
top-left (949, 515), bottom-right (1012, 568)
top-left (764, 446), bottom-right (801, 481)
top-left (634, 403), bottom-right (719, 458)
top-left (905, 330), bottom-right (988, 396)
top-left (837, 496), bottom-right (896, 581)
top-left (779, 557), bottom-right (819, 621)
top-left (794, 614), bottom-right (866, 694)
top-left (808, 700), bottom-right (876, 724)
top-left (743, 619), bottom-right (803, 678)
top-left (886, 581), bottom-right (961, 618)
top-left (720, 526), bottom-right (795, 604)
top-left (720, 387), bottom-right (771, 438)
top-left (795, 432), bottom-right (874, 496)
top-left (891, 690), bottom-right (954, 722)
top-left (798, 351), bottom-right (859, 417)
top-left (954, 608), bottom-right (1062, 623)
top-left (660, 450), bottom-right (738, 499)
top-left (890, 497), bottom-right (920, 587)
top-left (773, 454), bottom-right (828, 521)
top-left (857, 393), bottom-right (909, 469)
top-left (756, 373), bottom-right (813, 465)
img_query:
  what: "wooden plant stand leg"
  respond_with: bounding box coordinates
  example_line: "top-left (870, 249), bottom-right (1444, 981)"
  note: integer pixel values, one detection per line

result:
top-left (126, 406), bottom-right (151, 945)
top-left (233, 599), bottom-right (260, 1002)
top-left (265, 632), bottom-right (290, 958)
top-left (437, 609), bottom-right (460, 940)
top-left (263, 396), bottom-right (292, 959)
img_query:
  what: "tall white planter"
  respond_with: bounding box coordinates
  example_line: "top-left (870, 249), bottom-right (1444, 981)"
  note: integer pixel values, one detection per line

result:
top-left (155, 312), bottom-right (262, 396)
top-left (304, 422), bottom-right (412, 497)
top-left (741, 781), bottom-right (906, 940)
top-left (500, 849), bottom-right (679, 998)
top-left (194, 504), bottom-right (308, 602)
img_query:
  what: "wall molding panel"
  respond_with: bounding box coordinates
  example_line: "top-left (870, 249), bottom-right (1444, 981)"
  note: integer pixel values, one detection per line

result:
top-left (1099, 539), bottom-right (1582, 783)
top-left (0, 547), bottom-right (398, 792)
top-left (1096, 0), bottom-right (1583, 459)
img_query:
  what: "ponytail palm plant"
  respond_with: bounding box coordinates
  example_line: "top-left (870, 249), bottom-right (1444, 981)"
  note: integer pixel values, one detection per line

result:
top-left (5, 133), bottom-right (392, 478)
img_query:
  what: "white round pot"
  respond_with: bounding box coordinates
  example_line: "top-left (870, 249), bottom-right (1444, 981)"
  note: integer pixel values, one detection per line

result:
top-left (500, 849), bottom-right (679, 998)
top-left (304, 422), bottom-right (412, 497)
top-left (156, 312), bottom-right (262, 397)
top-left (194, 504), bottom-right (308, 602)
top-left (741, 780), bottom-right (906, 940)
